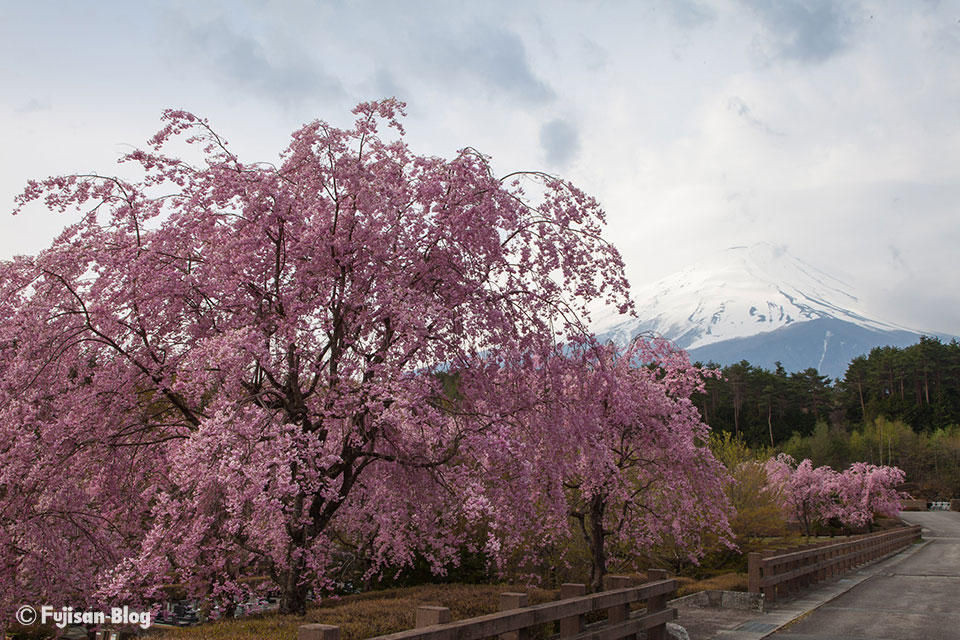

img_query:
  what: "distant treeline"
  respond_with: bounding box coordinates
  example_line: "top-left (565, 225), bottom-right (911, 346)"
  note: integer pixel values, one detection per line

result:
top-left (694, 336), bottom-right (960, 445)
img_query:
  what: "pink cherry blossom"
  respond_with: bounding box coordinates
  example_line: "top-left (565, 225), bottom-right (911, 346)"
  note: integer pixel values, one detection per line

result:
top-left (1, 100), bottom-right (634, 618)
top-left (545, 337), bottom-right (734, 591)
top-left (765, 455), bottom-right (905, 537)
top-left (832, 462), bottom-right (906, 529)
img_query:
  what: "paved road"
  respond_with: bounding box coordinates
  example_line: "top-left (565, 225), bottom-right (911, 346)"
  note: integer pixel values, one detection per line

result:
top-left (771, 511), bottom-right (960, 640)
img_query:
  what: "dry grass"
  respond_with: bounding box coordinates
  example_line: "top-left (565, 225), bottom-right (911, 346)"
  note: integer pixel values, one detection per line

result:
top-left (675, 573), bottom-right (749, 597)
top-left (745, 533), bottom-right (855, 553)
top-left (149, 570), bottom-right (763, 640)
top-left (149, 584), bottom-right (558, 640)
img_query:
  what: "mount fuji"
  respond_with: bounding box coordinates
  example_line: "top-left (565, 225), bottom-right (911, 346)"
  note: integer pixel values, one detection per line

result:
top-left (593, 243), bottom-right (946, 380)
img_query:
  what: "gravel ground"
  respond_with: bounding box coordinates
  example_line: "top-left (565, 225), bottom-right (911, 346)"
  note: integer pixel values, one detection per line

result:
top-left (672, 601), bottom-right (763, 639)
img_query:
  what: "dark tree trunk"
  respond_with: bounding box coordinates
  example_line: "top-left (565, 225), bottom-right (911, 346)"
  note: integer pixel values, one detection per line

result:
top-left (588, 493), bottom-right (607, 593)
top-left (767, 402), bottom-right (774, 447)
top-left (278, 564), bottom-right (310, 615)
top-left (279, 493), bottom-right (310, 616)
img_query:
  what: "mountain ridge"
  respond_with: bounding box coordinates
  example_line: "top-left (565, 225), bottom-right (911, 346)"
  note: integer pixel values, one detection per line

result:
top-left (594, 243), bottom-right (949, 380)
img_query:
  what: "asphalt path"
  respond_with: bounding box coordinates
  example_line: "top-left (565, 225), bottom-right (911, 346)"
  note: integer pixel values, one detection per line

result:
top-left (771, 511), bottom-right (960, 640)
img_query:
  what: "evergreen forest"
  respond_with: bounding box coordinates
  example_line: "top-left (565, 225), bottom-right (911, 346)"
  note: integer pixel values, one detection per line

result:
top-left (695, 336), bottom-right (960, 496)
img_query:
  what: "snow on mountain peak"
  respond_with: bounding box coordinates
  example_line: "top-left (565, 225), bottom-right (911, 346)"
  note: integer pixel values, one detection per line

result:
top-left (594, 242), bottom-right (906, 350)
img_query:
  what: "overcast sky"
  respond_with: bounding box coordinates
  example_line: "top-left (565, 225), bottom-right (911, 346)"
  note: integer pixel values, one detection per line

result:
top-left (2, 0), bottom-right (959, 335)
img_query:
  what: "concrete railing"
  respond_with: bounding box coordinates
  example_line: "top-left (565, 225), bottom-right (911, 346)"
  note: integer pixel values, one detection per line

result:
top-left (299, 570), bottom-right (678, 640)
top-left (748, 525), bottom-right (922, 602)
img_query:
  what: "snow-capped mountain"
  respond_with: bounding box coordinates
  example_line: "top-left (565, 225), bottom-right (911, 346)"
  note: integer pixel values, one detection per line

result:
top-left (594, 243), bottom-right (944, 380)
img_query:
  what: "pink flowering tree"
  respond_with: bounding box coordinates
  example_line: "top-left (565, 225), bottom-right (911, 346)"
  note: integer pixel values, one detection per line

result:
top-left (832, 462), bottom-right (906, 531)
top-left (557, 338), bottom-right (734, 591)
top-left (467, 337), bottom-right (734, 591)
top-left (0, 100), bottom-right (632, 617)
top-left (765, 456), bottom-right (906, 537)
top-left (764, 455), bottom-right (840, 538)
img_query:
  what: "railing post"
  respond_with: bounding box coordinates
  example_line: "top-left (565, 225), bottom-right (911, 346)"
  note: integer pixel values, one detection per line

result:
top-left (416, 606), bottom-right (451, 627)
top-left (602, 575), bottom-right (633, 623)
top-left (499, 592), bottom-right (529, 640)
top-left (761, 551), bottom-right (776, 603)
top-left (786, 551), bottom-right (796, 594)
top-left (815, 546), bottom-right (826, 582)
top-left (298, 624), bottom-right (340, 640)
top-left (558, 583), bottom-right (586, 638)
top-left (797, 547), bottom-right (807, 588)
top-left (646, 569), bottom-right (669, 640)
top-left (748, 552), bottom-right (761, 594)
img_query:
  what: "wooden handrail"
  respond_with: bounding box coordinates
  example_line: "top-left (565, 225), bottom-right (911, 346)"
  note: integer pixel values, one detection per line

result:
top-left (298, 572), bottom-right (679, 640)
top-left (759, 526), bottom-right (919, 565)
top-left (748, 525), bottom-right (921, 602)
top-left (371, 580), bottom-right (676, 640)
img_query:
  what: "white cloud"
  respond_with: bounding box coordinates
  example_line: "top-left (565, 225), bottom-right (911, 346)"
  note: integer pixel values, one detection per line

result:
top-left (2, 0), bottom-right (959, 335)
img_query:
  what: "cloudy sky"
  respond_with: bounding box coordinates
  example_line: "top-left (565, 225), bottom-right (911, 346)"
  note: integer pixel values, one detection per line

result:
top-left (2, 0), bottom-right (959, 335)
